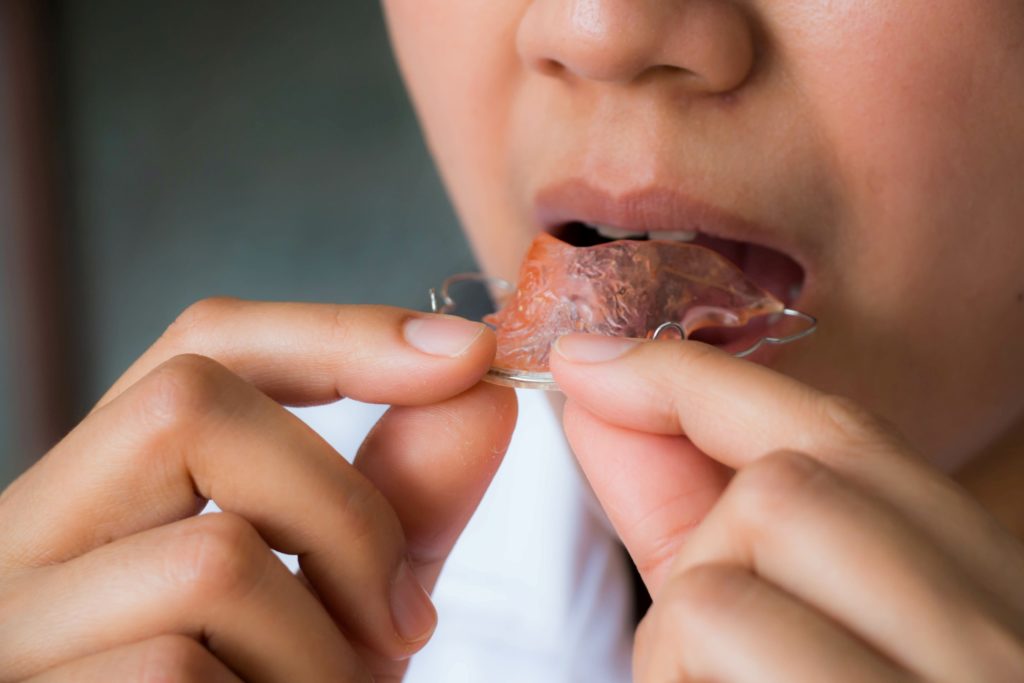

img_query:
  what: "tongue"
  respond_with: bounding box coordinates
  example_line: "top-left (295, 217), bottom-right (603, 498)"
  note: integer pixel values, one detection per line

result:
top-left (740, 243), bottom-right (805, 305)
top-left (485, 233), bottom-right (784, 373)
top-left (685, 234), bottom-right (803, 306)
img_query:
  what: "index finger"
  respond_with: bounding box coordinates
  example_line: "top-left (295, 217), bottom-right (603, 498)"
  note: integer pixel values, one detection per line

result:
top-left (95, 298), bottom-right (495, 410)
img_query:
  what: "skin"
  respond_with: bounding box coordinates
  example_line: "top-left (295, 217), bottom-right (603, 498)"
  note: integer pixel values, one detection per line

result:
top-left (382, 0), bottom-right (1024, 473)
top-left (380, 0), bottom-right (1024, 679)
top-left (1, 1), bottom-right (1023, 681)
top-left (0, 302), bottom-right (518, 682)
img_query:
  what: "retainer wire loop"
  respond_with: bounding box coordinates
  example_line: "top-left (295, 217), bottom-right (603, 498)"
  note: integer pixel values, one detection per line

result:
top-left (651, 309), bottom-right (819, 358)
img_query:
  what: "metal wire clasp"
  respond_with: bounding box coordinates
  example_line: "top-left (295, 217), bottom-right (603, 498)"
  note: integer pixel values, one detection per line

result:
top-left (652, 308), bottom-right (818, 359)
top-left (429, 273), bottom-right (514, 317)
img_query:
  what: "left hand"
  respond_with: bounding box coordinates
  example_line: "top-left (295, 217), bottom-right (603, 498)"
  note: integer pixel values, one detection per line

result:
top-left (550, 334), bottom-right (1024, 682)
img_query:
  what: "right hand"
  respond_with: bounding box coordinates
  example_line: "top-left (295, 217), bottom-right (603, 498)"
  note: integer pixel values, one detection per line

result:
top-left (0, 298), bottom-right (518, 682)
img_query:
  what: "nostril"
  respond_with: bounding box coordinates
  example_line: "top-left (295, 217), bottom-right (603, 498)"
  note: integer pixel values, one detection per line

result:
top-left (535, 57), bottom-right (565, 78)
top-left (517, 0), bottom-right (756, 94)
top-left (638, 63), bottom-right (699, 86)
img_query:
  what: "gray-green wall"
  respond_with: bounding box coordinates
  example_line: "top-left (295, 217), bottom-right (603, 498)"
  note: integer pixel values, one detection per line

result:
top-left (3, 1), bottom-right (474, 486)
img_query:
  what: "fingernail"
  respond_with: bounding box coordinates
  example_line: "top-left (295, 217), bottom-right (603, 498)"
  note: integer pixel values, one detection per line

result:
top-left (554, 333), bottom-right (641, 363)
top-left (403, 315), bottom-right (485, 358)
top-left (390, 562), bottom-right (436, 643)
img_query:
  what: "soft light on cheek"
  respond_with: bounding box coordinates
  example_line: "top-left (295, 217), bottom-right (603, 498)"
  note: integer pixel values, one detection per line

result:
top-left (756, 1), bottom-right (1024, 467)
top-left (772, 1), bottom-right (1024, 283)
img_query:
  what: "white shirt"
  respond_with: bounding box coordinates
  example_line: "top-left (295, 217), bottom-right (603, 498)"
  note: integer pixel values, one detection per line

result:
top-left (214, 389), bottom-right (635, 681)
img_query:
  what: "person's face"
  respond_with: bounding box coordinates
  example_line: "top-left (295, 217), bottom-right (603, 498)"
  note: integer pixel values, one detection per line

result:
top-left (380, 1), bottom-right (1024, 472)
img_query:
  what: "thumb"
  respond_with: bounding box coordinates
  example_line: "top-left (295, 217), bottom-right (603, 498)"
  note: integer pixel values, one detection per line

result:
top-left (563, 398), bottom-right (732, 594)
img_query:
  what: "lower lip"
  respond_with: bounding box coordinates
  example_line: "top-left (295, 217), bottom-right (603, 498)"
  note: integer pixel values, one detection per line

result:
top-left (687, 312), bottom-right (785, 355)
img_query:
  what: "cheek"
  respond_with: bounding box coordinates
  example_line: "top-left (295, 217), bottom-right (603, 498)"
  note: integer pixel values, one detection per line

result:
top-left (778, 1), bottom-right (1024, 290)
top-left (774, 1), bottom-right (1024, 466)
top-left (381, 1), bottom-right (529, 278)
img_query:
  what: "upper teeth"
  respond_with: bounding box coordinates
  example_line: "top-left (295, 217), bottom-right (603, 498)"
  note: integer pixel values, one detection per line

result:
top-left (591, 223), bottom-right (647, 240)
top-left (658, 230), bottom-right (699, 242)
top-left (589, 223), bottom-right (698, 242)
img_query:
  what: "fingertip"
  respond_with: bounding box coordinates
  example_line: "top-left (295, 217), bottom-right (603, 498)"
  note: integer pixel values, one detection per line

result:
top-left (552, 333), bottom-right (643, 364)
top-left (404, 314), bottom-right (497, 379)
top-left (402, 315), bottom-right (490, 359)
top-left (549, 336), bottom-right (634, 413)
top-left (344, 312), bottom-right (497, 406)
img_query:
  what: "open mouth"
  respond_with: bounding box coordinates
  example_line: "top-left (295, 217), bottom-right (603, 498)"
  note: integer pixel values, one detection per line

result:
top-left (547, 221), bottom-right (807, 349)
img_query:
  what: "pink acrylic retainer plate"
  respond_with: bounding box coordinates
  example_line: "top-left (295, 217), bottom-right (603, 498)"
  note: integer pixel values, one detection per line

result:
top-left (430, 233), bottom-right (817, 391)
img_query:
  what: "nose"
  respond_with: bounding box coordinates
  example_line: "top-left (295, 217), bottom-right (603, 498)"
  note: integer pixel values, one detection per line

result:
top-left (517, 0), bottom-right (755, 93)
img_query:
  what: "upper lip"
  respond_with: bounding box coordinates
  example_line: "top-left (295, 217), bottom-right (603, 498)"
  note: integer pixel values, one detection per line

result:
top-left (533, 179), bottom-right (812, 271)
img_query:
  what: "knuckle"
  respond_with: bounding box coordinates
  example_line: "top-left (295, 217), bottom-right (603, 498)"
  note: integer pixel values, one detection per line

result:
top-left (137, 635), bottom-right (212, 682)
top-left (327, 306), bottom-right (379, 367)
top-left (663, 340), bottom-right (720, 384)
top-left (633, 519), bottom-right (701, 582)
top-left (641, 562), bottom-right (768, 677)
top-left (660, 564), bottom-right (752, 630)
top-left (655, 341), bottom-right (726, 425)
top-left (818, 394), bottom-right (898, 448)
top-left (138, 354), bottom-right (230, 431)
top-left (729, 450), bottom-right (828, 531)
top-left (338, 480), bottom-right (404, 554)
top-left (161, 297), bottom-right (240, 351)
top-left (330, 305), bottom-right (359, 346)
top-left (165, 513), bottom-right (268, 604)
top-left (633, 596), bottom-right (704, 682)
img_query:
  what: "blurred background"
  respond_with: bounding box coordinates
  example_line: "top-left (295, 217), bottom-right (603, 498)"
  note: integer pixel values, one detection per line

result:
top-left (1, 1), bottom-right (476, 488)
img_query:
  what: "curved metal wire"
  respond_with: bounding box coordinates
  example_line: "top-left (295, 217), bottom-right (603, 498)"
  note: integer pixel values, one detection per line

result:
top-left (730, 308), bottom-right (818, 358)
top-left (652, 308), bottom-right (819, 359)
top-left (429, 273), bottom-right (514, 316)
top-left (651, 321), bottom-right (687, 340)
